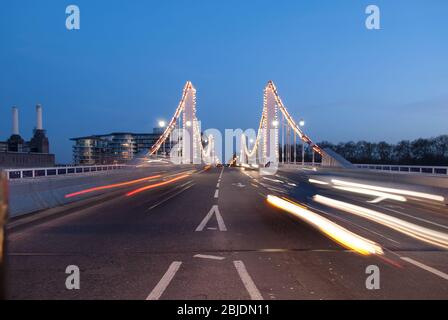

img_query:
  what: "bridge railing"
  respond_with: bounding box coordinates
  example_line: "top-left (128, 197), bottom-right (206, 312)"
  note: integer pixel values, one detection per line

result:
top-left (280, 162), bottom-right (322, 168)
top-left (4, 164), bottom-right (129, 180)
top-left (354, 164), bottom-right (448, 176)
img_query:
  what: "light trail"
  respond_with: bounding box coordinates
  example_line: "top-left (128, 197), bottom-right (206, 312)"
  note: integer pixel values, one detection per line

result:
top-left (65, 175), bottom-right (161, 198)
top-left (308, 179), bottom-right (329, 185)
top-left (332, 179), bottom-right (445, 203)
top-left (262, 177), bottom-right (284, 184)
top-left (333, 186), bottom-right (407, 203)
top-left (267, 195), bottom-right (383, 256)
top-left (126, 174), bottom-right (190, 197)
top-left (313, 195), bottom-right (448, 249)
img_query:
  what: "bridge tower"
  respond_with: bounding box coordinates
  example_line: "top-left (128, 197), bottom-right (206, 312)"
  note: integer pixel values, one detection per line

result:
top-left (239, 80), bottom-right (352, 169)
top-left (182, 82), bottom-right (201, 164)
top-left (148, 81), bottom-right (214, 165)
top-left (262, 83), bottom-right (279, 165)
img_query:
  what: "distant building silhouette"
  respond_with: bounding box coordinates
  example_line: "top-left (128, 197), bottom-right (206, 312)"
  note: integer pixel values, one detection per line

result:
top-left (71, 129), bottom-right (172, 165)
top-left (0, 105), bottom-right (55, 169)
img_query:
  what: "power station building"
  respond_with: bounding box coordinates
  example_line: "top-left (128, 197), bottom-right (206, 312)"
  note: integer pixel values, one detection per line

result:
top-left (71, 129), bottom-right (172, 165)
top-left (0, 105), bottom-right (55, 169)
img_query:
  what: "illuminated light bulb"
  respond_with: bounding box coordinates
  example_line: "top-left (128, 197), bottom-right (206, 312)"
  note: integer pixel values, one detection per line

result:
top-left (186, 121), bottom-right (192, 127)
top-left (272, 120), bottom-right (279, 127)
top-left (299, 119), bottom-right (305, 127)
top-left (158, 120), bottom-right (166, 128)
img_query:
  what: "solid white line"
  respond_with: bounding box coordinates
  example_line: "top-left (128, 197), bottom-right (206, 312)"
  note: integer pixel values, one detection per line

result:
top-left (233, 261), bottom-right (263, 300)
top-left (146, 261), bottom-right (182, 300)
top-left (195, 205), bottom-right (227, 231)
top-left (194, 254), bottom-right (225, 260)
top-left (214, 189), bottom-right (219, 198)
top-left (401, 257), bottom-right (448, 281)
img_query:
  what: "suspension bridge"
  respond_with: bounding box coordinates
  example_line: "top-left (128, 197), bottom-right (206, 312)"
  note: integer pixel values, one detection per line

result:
top-left (146, 80), bottom-right (349, 169)
top-left (3, 81), bottom-right (448, 300)
top-left (147, 81), bottom-right (217, 165)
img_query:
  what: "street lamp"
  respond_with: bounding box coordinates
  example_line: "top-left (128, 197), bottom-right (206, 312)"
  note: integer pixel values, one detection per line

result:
top-left (299, 119), bottom-right (305, 166)
top-left (158, 120), bottom-right (166, 156)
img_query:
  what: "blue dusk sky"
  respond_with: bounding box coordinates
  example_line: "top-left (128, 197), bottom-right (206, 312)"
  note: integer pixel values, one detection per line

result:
top-left (1, 0), bottom-right (447, 163)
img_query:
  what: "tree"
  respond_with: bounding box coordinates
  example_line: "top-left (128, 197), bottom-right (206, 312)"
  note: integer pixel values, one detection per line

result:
top-left (316, 135), bottom-right (448, 166)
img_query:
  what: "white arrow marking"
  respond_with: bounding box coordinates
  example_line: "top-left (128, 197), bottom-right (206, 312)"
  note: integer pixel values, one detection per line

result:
top-left (195, 205), bottom-right (227, 231)
top-left (232, 183), bottom-right (246, 188)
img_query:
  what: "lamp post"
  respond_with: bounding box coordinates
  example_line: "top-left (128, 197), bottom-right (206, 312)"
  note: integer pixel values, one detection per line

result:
top-left (159, 120), bottom-right (166, 156)
top-left (312, 146), bottom-right (315, 167)
top-left (299, 119), bottom-right (305, 166)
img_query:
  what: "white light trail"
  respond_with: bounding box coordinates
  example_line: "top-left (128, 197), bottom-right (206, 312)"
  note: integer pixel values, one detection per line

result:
top-left (267, 195), bottom-right (383, 256)
top-left (333, 186), bottom-right (407, 203)
top-left (309, 179), bottom-right (329, 185)
top-left (313, 195), bottom-right (448, 249)
top-left (332, 179), bottom-right (445, 203)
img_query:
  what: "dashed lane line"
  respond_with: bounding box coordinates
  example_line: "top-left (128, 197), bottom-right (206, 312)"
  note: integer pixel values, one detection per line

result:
top-left (233, 260), bottom-right (263, 300)
top-left (146, 261), bottom-right (182, 300)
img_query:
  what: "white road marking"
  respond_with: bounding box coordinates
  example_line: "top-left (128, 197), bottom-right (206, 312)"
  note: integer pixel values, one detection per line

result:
top-left (195, 205), bottom-right (227, 231)
top-left (401, 257), bottom-right (448, 281)
top-left (194, 254), bottom-right (225, 260)
top-left (216, 182), bottom-right (220, 188)
top-left (232, 182), bottom-right (246, 188)
top-left (233, 260), bottom-right (263, 300)
top-left (371, 204), bottom-right (448, 230)
top-left (146, 261), bottom-right (182, 300)
top-left (214, 189), bottom-right (219, 198)
top-left (207, 227), bottom-right (217, 230)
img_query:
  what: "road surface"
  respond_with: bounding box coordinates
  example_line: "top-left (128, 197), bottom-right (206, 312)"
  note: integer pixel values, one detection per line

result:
top-left (5, 166), bottom-right (448, 299)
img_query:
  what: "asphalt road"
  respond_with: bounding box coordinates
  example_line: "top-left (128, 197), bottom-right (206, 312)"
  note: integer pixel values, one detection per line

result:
top-left (4, 165), bottom-right (448, 299)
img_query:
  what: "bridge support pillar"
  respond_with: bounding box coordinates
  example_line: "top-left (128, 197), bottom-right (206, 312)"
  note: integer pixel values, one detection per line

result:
top-left (262, 85), bottom-right (279, 166)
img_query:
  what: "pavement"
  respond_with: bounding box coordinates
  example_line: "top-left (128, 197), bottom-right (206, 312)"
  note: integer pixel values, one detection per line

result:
top-left (4, 165), bottom-right (448, 299)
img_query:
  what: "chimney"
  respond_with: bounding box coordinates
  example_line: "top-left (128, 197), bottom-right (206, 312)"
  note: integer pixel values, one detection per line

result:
top-left (12, 106), bottom-right (19, 135)
top-left (36, 104), bottom-right (43, 130)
